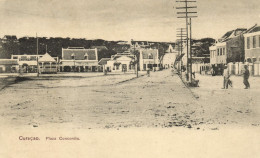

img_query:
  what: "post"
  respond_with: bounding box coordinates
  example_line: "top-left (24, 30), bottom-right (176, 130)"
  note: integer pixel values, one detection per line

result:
top-left (36, 33), bottom-right (39, 77)
top-left (189, 18), bottom-right (193, 80)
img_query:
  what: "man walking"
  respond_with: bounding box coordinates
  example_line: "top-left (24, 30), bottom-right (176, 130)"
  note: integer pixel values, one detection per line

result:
top-left (243, 65), bottom-right (250, 89)
top-left (222, 65), bottom-right (229, 89)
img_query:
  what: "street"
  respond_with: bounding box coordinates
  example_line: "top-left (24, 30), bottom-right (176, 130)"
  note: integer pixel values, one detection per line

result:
top-left (0, 70), bottom-right (259, 130)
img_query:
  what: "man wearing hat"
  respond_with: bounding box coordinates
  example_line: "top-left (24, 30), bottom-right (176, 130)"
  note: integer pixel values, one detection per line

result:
top-left (243, 65), bottom-right (250, 89)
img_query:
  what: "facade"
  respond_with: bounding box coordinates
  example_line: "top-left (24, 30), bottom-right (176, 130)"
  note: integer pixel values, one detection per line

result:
top-left (0, 59), bottom-right (19, 73)
top-left (11, 54), bottom-right (43, 73)
top-left (60, 47), bottom-right (98, 72)
top-left (106, 52), bottom-right (136, 72)
top-left (244, 25), bottom-right (260, 63)
top-left (210, 42), bottom-right (227, 65)
top-left (139, 49), bottom-right (159, 71)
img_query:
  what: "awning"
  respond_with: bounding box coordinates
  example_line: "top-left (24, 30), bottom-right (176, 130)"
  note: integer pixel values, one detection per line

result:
top-left (174, 53), bottom-right (185, 69)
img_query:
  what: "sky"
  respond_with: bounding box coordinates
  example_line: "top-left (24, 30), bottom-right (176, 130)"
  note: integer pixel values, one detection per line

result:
top-left (0, 0), bottom-right (259, 42)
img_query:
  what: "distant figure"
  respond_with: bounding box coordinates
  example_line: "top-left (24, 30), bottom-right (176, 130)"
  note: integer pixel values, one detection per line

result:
top-left (147, 68), bottom-right (150, 77)
top-left (243, 65), bottom-right (250, 89)
top-left (222, 65), bottom-right (230, 89)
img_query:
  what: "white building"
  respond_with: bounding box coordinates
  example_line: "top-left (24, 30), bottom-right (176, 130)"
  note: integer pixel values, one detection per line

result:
top-left (106, 52), bottom-right (136, 72)
top-left (139, 49), bottom-right (159, 71)
top-left (244, 25), bottom-right (260, 63)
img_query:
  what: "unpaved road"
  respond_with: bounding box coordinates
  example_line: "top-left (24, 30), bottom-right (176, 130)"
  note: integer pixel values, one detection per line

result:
top-left (0, 70), bottom-right (259, 130)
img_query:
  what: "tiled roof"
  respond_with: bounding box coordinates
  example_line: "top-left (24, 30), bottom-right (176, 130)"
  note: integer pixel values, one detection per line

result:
top-left (141, 49), bottom-right (158, 59)
top-left (62, 48), bottom-right (97, 60)
top-left (0, 59), bottom-right (18, 65)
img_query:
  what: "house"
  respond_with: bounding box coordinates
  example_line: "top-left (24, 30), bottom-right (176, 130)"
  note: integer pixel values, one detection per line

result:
top-left (209, 28), bottom-right (247, 74)
top-left (38, 53), bottom-right (58, 74)
top-left (60, 47), bottom-right (98, 72)
top-left (11, 54), bottom-right (43, 73)
top-left (106, 52), bottom-right (136, 72)
top-left (244, 24), bottom-right (260, 63)
top-left (165, 44), bottom-right (175, 53)
top-left (0, 59), bottom-right (19, 73)
top-left (139, 49), bottom-right (159, 71)
top-left (11, 54), bottom-right (59, 73)
top-left (2, 35), bottom-right (18, 43)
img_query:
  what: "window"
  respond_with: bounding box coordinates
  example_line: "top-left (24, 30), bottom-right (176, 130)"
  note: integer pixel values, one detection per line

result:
top-left (253, 36), bottom-right (256, 48)
top-left (247, 37), bottom-right (250, 49)
top-left (148, 53), bottom-right (153, 59)
top-left (217, 49), bottom-right (219, 56)
top-left (71, 53), bottom-right (75, 60)
top-left (84, 55), bottom-right (88, 60)
top-left (13, 56), bottom-right (18, 59)
top-left (223, 48), bottom-right (225, 55)
top-left (220, 48), bottom-right (222, 55)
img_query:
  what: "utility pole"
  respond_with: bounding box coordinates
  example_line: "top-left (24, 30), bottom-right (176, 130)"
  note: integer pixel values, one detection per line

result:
top-left (189, 18), bottom-right (193, 80)
top-left (176, 28), bottom-right (186, 76)
top-left (176, 0), bottom-right (197, 82)
top-left (132, 39), bottom-right (138, 78)
top-left (36, 33), bottom-right (39, 77)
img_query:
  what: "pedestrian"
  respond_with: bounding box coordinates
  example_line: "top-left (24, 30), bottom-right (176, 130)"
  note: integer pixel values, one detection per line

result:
top-left (243, 65), bottom-right (250, 89)
top-left (222, 65), bottom-right (230, 89)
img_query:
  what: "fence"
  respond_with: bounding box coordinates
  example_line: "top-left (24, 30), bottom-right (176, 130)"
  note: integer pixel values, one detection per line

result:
top-left (192, 62), bottom-right (260, 76)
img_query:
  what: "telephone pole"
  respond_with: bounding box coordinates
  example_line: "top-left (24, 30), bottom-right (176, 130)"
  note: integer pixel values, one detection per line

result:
top-left (36, 33), bottom-right (39, 77)
top-left (176, 0), bottom-right (197, 82)
top-left (176, 28), bottom-right (186, 76)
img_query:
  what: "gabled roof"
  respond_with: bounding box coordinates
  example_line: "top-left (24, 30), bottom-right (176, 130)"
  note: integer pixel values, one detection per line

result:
top-left (98, 58), bottom-right (111, 65)
top-left (0, 59), bottom-right (18, 65)
top-left (220, 28), bottom-right (247, 42)
top-left (38, 53), bottom-right (56, 62)
top-left (62, 48), bottom-right (97, 60)
top-left (245, 24), bottom-right (260, 34)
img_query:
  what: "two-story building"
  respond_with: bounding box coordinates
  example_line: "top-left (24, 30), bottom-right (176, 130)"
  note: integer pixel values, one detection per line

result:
top-left (60, 47), bottom-right (98, 72)
top-left (244, 24), bottom-right (260, 63)
top-left (139, 49), bottom-right (159, 71)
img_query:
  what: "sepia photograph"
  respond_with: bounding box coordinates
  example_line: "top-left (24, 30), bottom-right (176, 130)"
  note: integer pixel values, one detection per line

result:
top-left (0, 0), bottom-right (260, 157)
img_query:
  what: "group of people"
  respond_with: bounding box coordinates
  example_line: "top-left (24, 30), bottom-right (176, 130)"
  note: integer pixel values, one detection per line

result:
top-left (222, 65), bottom-right (250, 89)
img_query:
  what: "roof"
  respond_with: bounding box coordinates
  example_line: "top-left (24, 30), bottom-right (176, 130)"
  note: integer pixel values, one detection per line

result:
top-left (111, 53), bottom-right (135, 60)
top-left (38, 53), bottom-right (56, 62)
top-left (62, 48), bottom-right (97, 60)
top-left (141, 49), bottom-right (158, 59)
top-left (98, 58), bottom-right (111, 65)
top-left (245, 25), bottom-right (260, 34)
top-left (0, 59), bottom-right (18, 65)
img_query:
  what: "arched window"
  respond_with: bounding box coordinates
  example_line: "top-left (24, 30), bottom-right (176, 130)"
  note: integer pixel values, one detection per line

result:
top-left (148, 53), bottom-right (153, 59)
top-left (84, 53), bottom-right (88, 60)
top-left (71, 53), bottom-right (75, 60)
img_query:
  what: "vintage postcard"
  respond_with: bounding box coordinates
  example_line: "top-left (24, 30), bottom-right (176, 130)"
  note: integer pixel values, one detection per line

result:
top-left (0, 0), bottom-right (259, 157)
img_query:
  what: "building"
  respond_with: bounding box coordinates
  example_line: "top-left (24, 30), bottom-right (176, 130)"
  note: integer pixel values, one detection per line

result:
top-left (106, 52), bottom-right (136, 72)
top-left (11, 54), bottom-right (43, 73)
top-left (139, 49), bottom-right (159, 71)
top-left (60, 47), bottom-right (98, 72)
top-left (0, 59), bottom-right (19, 73)
top-left (11, 54), bottom-right (58, 73)
top-left (98, 58), bottom-right (111, 72)
top-left (244, 24), bottom-right (260, 63)
top-left (38, 53), bottom-right (58, 74)
top-left (90, 46), bottom-right (108, 51)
